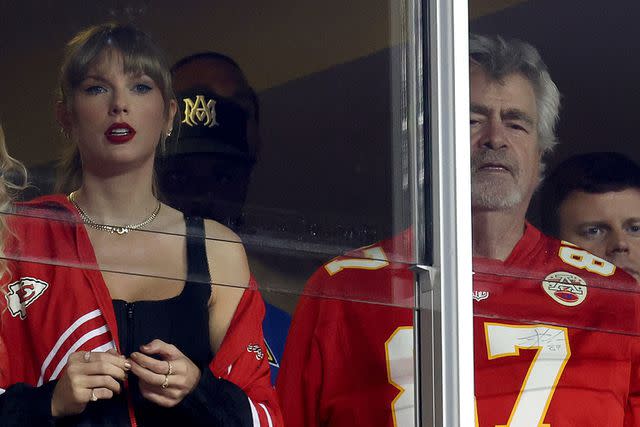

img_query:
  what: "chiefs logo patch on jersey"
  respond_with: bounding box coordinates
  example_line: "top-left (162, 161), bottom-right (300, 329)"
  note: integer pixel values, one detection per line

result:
top-left (5, 277), bottom-right (49, 319)
top-left (542, 271), bottom-right (588, 306)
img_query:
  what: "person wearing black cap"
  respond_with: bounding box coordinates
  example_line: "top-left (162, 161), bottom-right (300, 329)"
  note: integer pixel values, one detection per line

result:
top-left (163, 52), bottom-right (290, 385)
top-left (159, 52), bottom-right (260, 227)
top-left (539, 152), bottom-right (640, 282)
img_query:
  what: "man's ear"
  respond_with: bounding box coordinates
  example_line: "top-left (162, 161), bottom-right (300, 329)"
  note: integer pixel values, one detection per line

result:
top-left (55, 101), bottom-right (71, 137)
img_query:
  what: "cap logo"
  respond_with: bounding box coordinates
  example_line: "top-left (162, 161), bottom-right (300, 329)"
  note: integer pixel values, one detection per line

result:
top-left (182, 95), bottom-right (219, 128)
top-left (542, 271), bottom-right (587, 306)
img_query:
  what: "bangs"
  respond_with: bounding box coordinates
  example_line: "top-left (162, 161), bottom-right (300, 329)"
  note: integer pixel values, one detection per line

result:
top-left (61, 23), bottom-right (173, 106)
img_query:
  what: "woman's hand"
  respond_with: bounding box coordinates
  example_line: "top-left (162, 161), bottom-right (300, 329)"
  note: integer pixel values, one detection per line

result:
top-left (51, 349), bottom-right (130, 417)
top-left (129, 339), bottom-right (201, 407)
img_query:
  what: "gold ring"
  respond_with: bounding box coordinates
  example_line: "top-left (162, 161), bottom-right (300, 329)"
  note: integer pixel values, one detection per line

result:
top-left (83, 351), bottom-right (91, 363)
top-left (166, 361), bottom-right (173, 376)
top-left (90, 389), bottom-right (98, 402)
top-left (161, 375), bottom-right (169, 389)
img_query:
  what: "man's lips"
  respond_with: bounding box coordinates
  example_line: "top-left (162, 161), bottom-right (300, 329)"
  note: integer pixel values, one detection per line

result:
top-left (105, 122), bottom-right (136, 143)
top-left (476, 163), bottom-right (513, 174)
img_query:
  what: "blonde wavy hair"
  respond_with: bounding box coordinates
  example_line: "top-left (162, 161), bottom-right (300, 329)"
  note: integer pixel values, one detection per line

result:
top-left (0, 125), bottom-right (27, 279)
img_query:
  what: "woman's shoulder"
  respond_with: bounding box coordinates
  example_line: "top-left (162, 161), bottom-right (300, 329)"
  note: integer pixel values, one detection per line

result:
top-left (202, 219), bottom-right (248, 275)
top-left (202, 218), bottom-right (243, 245)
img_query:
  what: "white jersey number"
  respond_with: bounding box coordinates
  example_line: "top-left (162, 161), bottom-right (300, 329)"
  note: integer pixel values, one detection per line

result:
top-left (325, 246), bottom-right (414, 425)
top-left (324, 247), bottom-right (389, 275)
top-left (483, 323), bottom-right (571, 427)
top-left (385, 327), bottom-right (415, 427)
top-left (559, 244), bottom-right (615, 276)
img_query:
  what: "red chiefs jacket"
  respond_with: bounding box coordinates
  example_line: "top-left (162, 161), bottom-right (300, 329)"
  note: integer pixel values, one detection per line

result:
top-left (0, 195), bottom-right (281, 426)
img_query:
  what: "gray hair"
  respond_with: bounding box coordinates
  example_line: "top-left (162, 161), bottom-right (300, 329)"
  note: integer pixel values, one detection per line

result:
top-left (469, 34), bottom-right (560, 156)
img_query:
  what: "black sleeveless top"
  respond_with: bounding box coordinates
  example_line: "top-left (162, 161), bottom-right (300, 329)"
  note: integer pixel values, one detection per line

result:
top-left (113, 216), bottom-right (213, 425)
top-left (59, 217), bottom-right (214, 426)
top-left (113, 216), bottom-right (213, 368)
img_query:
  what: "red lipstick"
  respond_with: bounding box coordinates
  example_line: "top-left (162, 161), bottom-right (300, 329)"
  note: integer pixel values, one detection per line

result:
top-left (105, 122), bottom-right (136, 144)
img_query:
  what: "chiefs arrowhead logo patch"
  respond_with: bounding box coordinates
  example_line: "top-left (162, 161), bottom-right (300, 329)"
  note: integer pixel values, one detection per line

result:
top-left (542, 271), bottom-right (587, 307)
top-left (5, 277), bottom-right (49, 319)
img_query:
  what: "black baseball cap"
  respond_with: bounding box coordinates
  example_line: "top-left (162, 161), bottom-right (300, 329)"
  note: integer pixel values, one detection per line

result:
top-left (164, 87), bottom-right (255, 161)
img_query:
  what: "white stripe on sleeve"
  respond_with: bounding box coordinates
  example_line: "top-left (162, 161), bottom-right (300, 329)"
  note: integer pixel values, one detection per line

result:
top-left (248, 397), bottom-right (261, 427)
top-left (259, 403), bottom-right (273, 427)
top-left (91, 341), bottom-right (116, 353)
top-left (49, 325), bottom-right (110, 381)
top-left (37, 309), bottom-right (102, 386)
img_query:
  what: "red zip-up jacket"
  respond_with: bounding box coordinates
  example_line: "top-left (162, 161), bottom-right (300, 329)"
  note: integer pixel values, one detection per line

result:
top-left (0, 195), bottom-right (281, 426)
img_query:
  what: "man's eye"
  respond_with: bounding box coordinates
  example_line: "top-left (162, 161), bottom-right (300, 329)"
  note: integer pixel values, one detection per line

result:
top-left (628, 224), bottom-right (640, 234)
top-left (85, 86), bottom-right (107, 95)
top-left (581, 227), bottom-right (603, 238)
top-left (508, 123), bottom-right (526, 132)
top-left (133, 84), bottom-right (152, 94)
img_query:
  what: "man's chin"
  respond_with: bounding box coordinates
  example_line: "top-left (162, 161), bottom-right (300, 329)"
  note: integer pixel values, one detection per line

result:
top-left (471, 187), bottom-right (523, 211)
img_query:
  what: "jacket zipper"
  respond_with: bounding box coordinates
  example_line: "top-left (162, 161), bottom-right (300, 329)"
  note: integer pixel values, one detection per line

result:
top-left (125, 302), bottom-right (135, 355)
top-left (124, 302), bottom-right (137, 427)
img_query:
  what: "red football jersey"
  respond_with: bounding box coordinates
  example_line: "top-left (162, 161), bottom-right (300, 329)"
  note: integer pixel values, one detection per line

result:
top-left (279, 224), bottom-right (640, 427)
top-left (277, 232), bottom-right (416, 427)
top-left (474, 224), bottom-right (640, 426)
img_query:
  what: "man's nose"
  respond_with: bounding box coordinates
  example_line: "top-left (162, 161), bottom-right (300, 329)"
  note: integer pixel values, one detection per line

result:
top-left (480, 120), bottom-right (507, 150)
top-left (607, 230), bottom-right (630, 255)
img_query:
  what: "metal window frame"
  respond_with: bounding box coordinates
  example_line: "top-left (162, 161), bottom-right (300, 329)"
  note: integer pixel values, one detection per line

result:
top-left (407, 0), bottom-right (474, 425)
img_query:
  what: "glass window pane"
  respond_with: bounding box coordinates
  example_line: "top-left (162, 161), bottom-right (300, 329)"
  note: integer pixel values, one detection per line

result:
top-left (0, 1), bottom-right (429, 426)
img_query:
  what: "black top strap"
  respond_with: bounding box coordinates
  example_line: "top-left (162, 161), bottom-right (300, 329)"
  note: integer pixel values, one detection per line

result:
top-left (185, 216), bottom-right (212, 286)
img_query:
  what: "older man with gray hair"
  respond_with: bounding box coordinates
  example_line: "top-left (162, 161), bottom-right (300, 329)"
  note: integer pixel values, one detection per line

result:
top-left (470, 34), bottom-right (640, 426)
top-left (278, 34), bottom-right (640, 427)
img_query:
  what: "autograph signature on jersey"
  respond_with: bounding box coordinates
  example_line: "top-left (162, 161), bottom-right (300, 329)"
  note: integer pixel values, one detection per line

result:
top-left (473, 290), bottom-right (489, 302)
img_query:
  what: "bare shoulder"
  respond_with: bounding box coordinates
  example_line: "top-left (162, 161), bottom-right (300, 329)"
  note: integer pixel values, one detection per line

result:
top-left (203, 219), bottom-right (249, 298)
top-left (203, 219), bottom-right (249, 351)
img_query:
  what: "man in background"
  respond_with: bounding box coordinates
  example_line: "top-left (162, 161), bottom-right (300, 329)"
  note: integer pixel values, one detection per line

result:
top-left (160, 52), bottom-right (260, 227)
top-left (538, 152), bottom-right (640, 281)
top-left (162, 53), bottom-right (289, 384)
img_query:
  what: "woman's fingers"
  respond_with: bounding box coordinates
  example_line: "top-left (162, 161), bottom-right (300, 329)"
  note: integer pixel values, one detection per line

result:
top-left (128, 341), bottom-right (201, 408)
top-left (69, 350), bottom-right (131, 374)
top-left (52, 350), bottom-right (128, 417)
top-left (129, 358), bottom-right (167, 387)
top-left (139, 339), bottom-right (182, 360)
top-left (70, 360), bottom-right (129, 381)
top-left (130, 351), bottom-right (178, 376)
top-left (81, 374), bottom-right (123, 394)
top-left (91, 387), bottom-right (114, 401)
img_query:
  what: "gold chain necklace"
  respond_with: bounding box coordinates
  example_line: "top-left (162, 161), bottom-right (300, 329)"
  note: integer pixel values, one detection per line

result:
top-left (68, 191), bottom-right (161, 235)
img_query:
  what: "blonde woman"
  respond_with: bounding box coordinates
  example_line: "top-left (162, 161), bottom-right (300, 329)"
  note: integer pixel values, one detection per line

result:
top-left (0, 23), bottom-right (280, 426)
top-left (0, 125), bottom-right (26, 275)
